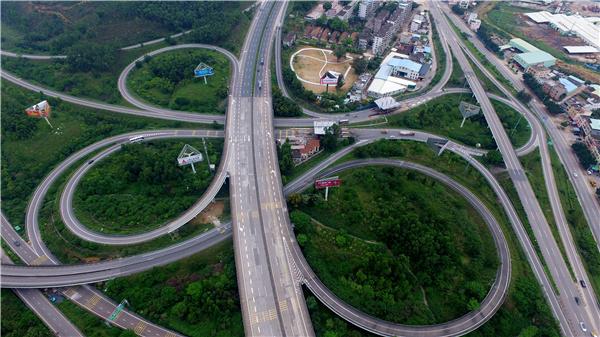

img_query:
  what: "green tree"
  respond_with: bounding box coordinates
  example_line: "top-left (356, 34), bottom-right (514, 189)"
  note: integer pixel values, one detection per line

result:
top-left (334, 45), bottom-right (346, 60)
top-left (323, 2), bottom-right (332, 11)
top-left (66, 43), bottom-right (115, 72)
top-left (483, 150), bottom-right (504, 166)
top-left (321, 125), bottom-right (339, 151)
top-left (353, 58), bottom-right (368, 74)
top-left (278, 139), bottom-right (294, 176)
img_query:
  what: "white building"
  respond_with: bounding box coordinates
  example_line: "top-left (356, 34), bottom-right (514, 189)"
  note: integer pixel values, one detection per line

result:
top-left (372, 22), bottom-right (394, 55)
top-left (367, 52), bottom-right (418, 97)
top-left (314, 120), bottom-right (336, 135)
top-left (525, 11), bottom-right (600, 49)
top-left (358, 0), bottom-right (374, 19)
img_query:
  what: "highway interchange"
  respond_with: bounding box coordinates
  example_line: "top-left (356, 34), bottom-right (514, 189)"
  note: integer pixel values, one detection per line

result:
top-left (1, 1), bottom-right (599, 336)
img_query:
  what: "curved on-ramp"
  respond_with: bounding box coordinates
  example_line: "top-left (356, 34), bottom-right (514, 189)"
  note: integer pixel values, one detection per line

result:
top-left (285, 159), bottom-right (511, 337)
top-left (59, 130), bottom-right (227, 245)
top-left (117, 43), bottom-right (238, 113)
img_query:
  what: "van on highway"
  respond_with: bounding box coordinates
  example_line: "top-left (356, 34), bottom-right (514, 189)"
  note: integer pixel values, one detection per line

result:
top-left (258, 80), bottom-right (262, 89)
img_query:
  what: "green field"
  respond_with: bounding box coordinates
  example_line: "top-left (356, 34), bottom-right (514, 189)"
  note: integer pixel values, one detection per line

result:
top-left (73, 139), bottom-right (223, 234)
top-left (127, 49), bottom-right (230, 114)
top-left (379, 94), bottom-right (531, 149)
top-left (325, 140), bottom-right (560, 336)
top-left (291, 165), bottom-right (499, 324)
top-left (1, 290), bottom-right (54, 337)
top-left (103, 240), bottom-right (244, 337)
top-left (0, 81), bottom-right (212, 235)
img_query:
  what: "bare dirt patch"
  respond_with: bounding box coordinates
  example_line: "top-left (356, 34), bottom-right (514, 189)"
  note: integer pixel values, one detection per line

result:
top-left (291, 47), bottom-right (358, 94)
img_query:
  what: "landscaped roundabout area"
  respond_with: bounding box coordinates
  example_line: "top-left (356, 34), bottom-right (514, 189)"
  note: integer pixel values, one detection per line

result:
top-left (127, 48), bottom-right (231, 114)
top-left (72, 138), bottom-right (224, 235)
top-left (291, 163), bottom-right (501, 324)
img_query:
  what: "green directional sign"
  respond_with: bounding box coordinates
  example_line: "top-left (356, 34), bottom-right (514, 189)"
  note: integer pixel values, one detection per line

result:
top-left (107, 300), bottom-right (128, 322)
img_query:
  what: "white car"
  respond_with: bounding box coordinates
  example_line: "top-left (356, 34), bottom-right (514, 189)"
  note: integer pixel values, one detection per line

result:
top-left (573, 171), bottom-right (578, 178)
top-left (580, 322), bottom-right (587, 332)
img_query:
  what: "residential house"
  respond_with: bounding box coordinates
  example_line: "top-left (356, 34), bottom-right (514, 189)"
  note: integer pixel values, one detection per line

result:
top-left (283, 32), bottom-right (296, 47)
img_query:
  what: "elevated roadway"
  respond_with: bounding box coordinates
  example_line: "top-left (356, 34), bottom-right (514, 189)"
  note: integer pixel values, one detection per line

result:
top-left (445, 7), bottom-right (600, 332)
top-left (431, 2), bottom-right (599, 334)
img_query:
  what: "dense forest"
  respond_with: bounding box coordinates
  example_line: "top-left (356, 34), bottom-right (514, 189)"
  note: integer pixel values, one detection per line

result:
top-left (1, 290), bottom-right (53, 337)
top-left (74, 139), bottom-right (222, 234)
top-left (289, 166), bottom-right (499, 324)
top-left (1, 2), bottom-right (249, 54)
top-left (103, 242), bottom-right (243, 337)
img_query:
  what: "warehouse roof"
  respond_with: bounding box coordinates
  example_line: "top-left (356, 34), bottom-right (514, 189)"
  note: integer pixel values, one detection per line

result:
top-left (509, 38), bottom-right (540, 53)
top-left (513, 51), bottom-right (556, 66)
top-left (590, 119), bottom-right (600, 131)
top-left (375, 96), bottom-right (401, 110)
top-left (558, 78), bottom-right (577, 94)
top-left (389, 58), bottom-right (422, 72)
top-left (564, 46), bottom-right (599, 54)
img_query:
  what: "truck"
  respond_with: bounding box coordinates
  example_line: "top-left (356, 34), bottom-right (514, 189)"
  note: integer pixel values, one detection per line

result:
top-left (399, 131), bottom-right (415, 136)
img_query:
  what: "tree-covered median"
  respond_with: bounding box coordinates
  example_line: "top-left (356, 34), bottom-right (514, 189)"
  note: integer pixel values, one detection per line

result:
top-left (289, 165), bottom-right (499, 324)
top-left (128, 49), bottom-right (230, 114)
top-left (73, 139), bottom-right (223, 235)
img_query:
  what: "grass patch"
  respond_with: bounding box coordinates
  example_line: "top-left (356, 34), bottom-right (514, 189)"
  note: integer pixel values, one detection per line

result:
top-left (429, 19), bottom-right (447, 89)
top-left (519, 150), bottom-right (574, 279)
top-left (321, 140), bottom-right (560, 335)
top-left (73, 138), bottom-right (223, 235)
top-left (102, 240), bottom-right (244, 337)
top-left (371, 94), bottom-right (530, 149)
top-left (447, 54), bottom-right (466, 87)
top-left (128, 49), bottom-right (230, 114)
top-left (1, 289), bottom-right (54, 337)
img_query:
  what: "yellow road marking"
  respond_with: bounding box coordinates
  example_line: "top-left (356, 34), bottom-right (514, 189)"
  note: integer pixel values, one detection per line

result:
top-left (134, 321), bottom-right (147, 335)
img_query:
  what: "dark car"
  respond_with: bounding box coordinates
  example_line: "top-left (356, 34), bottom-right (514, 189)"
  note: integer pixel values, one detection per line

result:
top-left (88, 160), bottom-right (94, 165)
top-left (575, 296), bottom-right (580, 305)
top-left (580, 279), bottom-right (587, 288)
top-left (14, 240), bottom-right (20, 247)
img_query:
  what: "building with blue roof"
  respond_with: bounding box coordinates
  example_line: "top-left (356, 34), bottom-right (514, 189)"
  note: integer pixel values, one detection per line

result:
top-left (389, 58), bottom-right (422, 80)
top-left (558, 77), bottom-right (577, 94)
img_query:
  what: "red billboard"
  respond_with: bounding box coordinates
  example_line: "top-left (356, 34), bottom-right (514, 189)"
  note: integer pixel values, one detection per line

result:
top-left (315, 177), bottom-right (341, 189)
